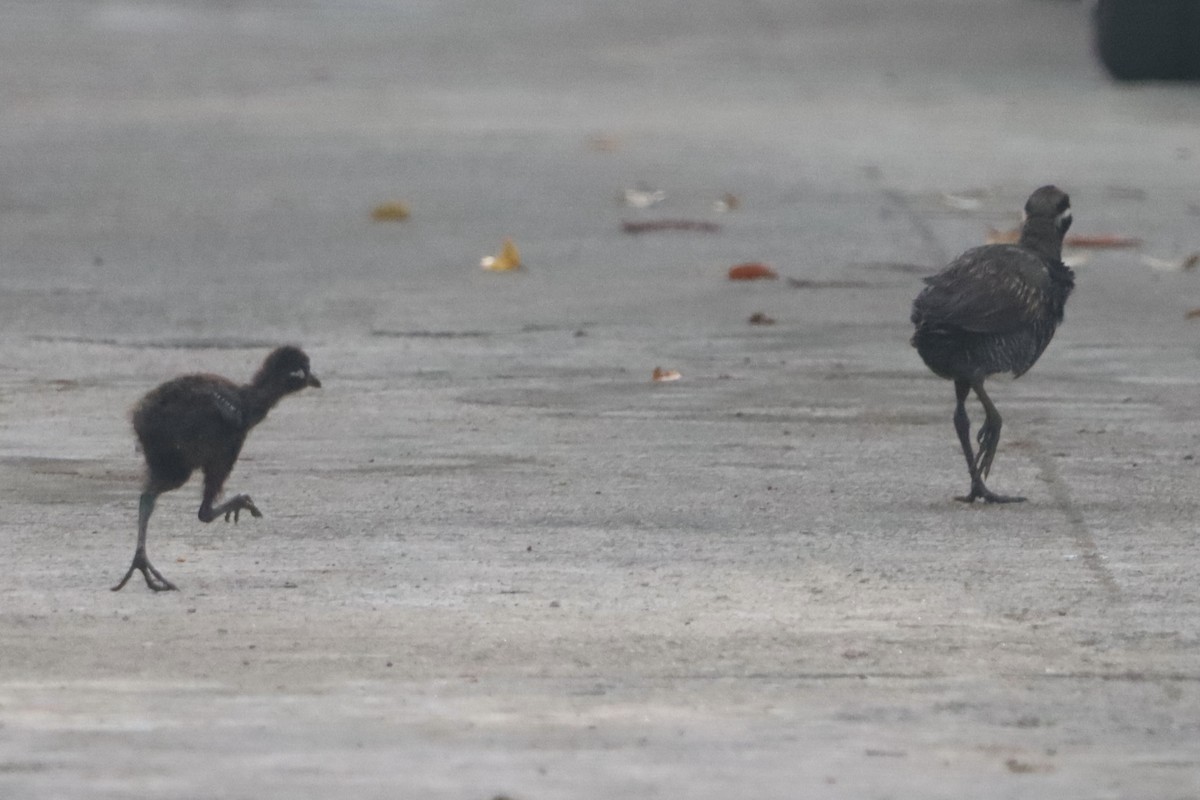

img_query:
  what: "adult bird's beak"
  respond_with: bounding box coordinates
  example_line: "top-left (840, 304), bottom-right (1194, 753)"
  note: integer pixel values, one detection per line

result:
top-left (307, 372), bottom-right (322, 388)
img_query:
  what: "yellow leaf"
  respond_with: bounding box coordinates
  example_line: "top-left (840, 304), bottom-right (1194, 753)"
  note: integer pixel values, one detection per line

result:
top-left (481, 238), bottom-right (522, 271)
top-left (370, 201), bottom-right (410, 221)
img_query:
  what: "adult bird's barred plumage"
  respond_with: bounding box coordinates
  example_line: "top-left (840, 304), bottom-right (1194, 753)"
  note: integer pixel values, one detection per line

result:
top-left (112, 346), bottom-right (321, 591)
top-left (911, 185), bottom-right (1075, 503)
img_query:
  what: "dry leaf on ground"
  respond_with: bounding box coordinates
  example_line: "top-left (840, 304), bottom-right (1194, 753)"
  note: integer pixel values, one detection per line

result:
top-left (652, 367), bottom-right (682, 382)
top-left (1066, 233), bottom-right (1142, 248)
top-left (714, 193), bottom-right (740, 212)
top-left (985, 227), bottom-right (1020, 245)
top-left (370, 201), bottom-right (411, 221)
top-left (480, 238), bottom-right (521, 271)
top-left (987, 227), bottom-right (1142, 249)
top-left (728, 262), bottom-right (778, 280)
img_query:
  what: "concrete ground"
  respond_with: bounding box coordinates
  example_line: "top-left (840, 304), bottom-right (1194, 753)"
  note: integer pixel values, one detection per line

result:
top-left (2, 0), bottom-right (1199, 797)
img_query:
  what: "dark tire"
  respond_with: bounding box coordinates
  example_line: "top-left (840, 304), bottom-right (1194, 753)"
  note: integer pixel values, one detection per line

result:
top-left (1093, 0), bottom-right (1198, 81)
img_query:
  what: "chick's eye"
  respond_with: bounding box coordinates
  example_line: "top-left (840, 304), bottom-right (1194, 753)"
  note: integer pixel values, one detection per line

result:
top-left (288, 368), bottom-right (307, 380)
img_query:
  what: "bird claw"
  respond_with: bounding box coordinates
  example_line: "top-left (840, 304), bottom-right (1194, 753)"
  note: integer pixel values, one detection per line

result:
top-left (956, 482), bottom-right (1026, 505)
top-left (112, 551), bottom-right (177, 592)
top-left (223, 495), bottom-right (263, 523)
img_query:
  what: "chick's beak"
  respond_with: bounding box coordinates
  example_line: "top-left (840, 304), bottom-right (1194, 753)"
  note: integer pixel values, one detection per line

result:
top-left (307, 372), bottom-right (322, 388)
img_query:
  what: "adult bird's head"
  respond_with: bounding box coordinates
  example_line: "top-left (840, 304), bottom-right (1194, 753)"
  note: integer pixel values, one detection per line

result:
top-left (1020, 185), bottom-right (1072, 258)
top-left (253, 345), bottom-right (322, 393)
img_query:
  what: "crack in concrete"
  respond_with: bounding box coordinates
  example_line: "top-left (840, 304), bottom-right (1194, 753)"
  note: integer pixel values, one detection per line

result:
top-left (880, 187), bottom-right (951, 267)
top-left (1033, 448), bottom-right (1123, 600)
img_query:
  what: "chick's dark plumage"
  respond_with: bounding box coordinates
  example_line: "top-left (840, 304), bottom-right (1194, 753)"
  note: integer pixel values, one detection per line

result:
top-left (112, 346), bottom-right (320, 591)
top-left (911, 186), bottom-right (1074, 503)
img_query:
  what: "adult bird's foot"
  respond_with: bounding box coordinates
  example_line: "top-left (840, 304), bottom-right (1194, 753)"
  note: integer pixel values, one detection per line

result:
top-left (111, 551), bottom-right (178, 592)
top-left (956, 484), bottom-right (1026, 504)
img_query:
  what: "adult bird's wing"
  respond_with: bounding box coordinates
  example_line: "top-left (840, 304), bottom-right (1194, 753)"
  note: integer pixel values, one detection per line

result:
top-left (913, 245), bottom-right (1053, 335)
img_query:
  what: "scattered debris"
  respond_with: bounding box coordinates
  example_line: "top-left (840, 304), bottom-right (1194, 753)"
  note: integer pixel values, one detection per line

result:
top-left (713, 193), bottom-right (741, 212)
top-left (370, 201), bottom-right (411, 221)
top-left (480, 238), bottom-right (522, 271)
top-left (1185, 308), bottom-right (1200, 320)
top-left (985, 227), bottom-right (1020, 245)
top-left (652, 367), bottom-right (682, 382)
top-left (622, 185), bottom-right (666, 208)
top-left (1142, 252), bottom-right (1200, 272)
top-left (728, 262), bottom-right (778, 281)
top-left (786, 277), bottom-right (871, 289)
top-left (1061, 252), bottom-right (1092, 269)
top-left (1005, 758), bottom-right (1054, 774)
top-left (940, 192), bottom-right (984, 211)
top-left (988, 227), bottom-right (1142, 249)
top-left (993, 226), bottom-right (1142, 248)
top-left (586, 134), bottom-right (620, 152)
top-left (622, 219), bottom-right (720, 234)
top-left (1067, 233), bottom-right (1142, 248)
top-left (748, 312), bottom-right (775, 325)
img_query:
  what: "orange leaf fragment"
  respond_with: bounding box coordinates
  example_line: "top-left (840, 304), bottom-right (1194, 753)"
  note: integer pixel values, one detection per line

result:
top-left (728, 262), bottom-right (778, 281)
top-left (652, 367), bottom-right (682, 382)
top-left (371, 201), bottom-right (411, 221)
top-left (1186, 308), bottom-right (1200, 320)
top-left (481, 238), bottom-right (521, 271)
top-left (1065, 233), bottom-right (1141, 249)
top-left (985, 227), bottom-right (1019, 245)
top-left (988, 228), bottom-right (1142, 249)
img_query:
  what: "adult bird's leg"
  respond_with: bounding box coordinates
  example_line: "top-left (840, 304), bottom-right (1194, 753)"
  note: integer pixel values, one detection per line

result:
top-left (972, 381), bottom-right (1004, 480)
top-left (112, 492), bottom-right (177, 591)
top-left (952, 380), bottom-right (1023, 504)
top-left (951, 380), bottom-right (981, 502)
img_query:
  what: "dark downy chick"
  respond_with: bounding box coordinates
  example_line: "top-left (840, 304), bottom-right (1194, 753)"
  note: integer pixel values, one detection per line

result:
top-left (911, 186), bottom-right (1075, 503)
top-left (112, 346), bottom-right (321, 591)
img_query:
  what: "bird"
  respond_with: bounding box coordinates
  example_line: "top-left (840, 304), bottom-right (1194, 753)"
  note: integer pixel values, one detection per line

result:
top-left (112, 346), bottom-right (321, 591)
top-left (911, 185), bottom-right (1075, 503)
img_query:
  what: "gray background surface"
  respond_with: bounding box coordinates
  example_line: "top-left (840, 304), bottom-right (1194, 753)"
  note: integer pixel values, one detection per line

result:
top-left (2, 1), bottom-right (1199, 797)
